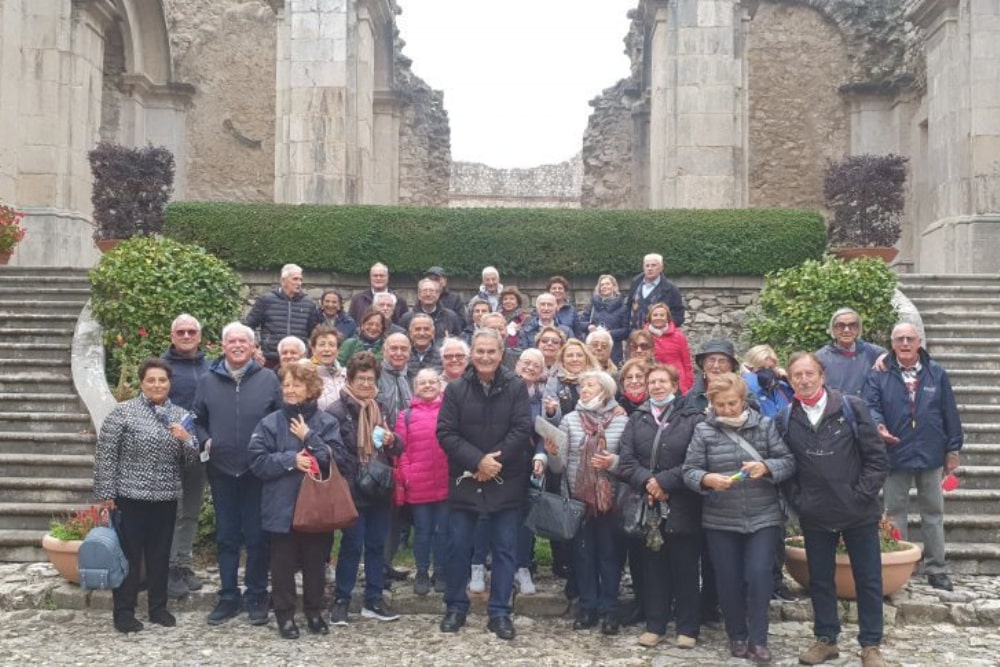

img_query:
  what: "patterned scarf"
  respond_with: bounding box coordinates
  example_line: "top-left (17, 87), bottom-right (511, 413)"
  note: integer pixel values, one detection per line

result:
top-left (342, 385), bottom-right (382, 464)
top-left (574, 408), bottom-right (616, 517)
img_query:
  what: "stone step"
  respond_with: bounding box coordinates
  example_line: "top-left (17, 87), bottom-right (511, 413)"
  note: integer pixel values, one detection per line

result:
top-left (0, 286), bottom-right (90, 301)
top-left (0, 529), bottom-right (47, 562)
top-left (0, 477), bottom-right (93, 503)
top-left (0, 272), bottom-right (90, 286)
top-left (0, 358), bottom-right (73, 372)
top-left (941, 542), bottom-right (1000, 575)
top-left (0, 412), bottom-right (92, 434)
top-left (959, 423), bottom-right (1000, 445)
top-left (0, 501), bottom-right (91, 531)
top-left (0, 372), bottom-right (74, 394)
top-left (0, 328), bottom-right (73, 345)
top-left (952, 387), bottom-right (1000, 405)
top-left (0, 342), bottom-right (72, 363)
top-left (960, 444), bottom-right (1000, 467)
top-left (919, 488), bottom-right (1000, 515)
top-left (956, 404), bottom-right (1000, 424)
top-left (909, 296), bottom-right (1000, 308)
top-left (954, 465), bottom-right (1000, 489)
top-left (924, 338), bottom-right (1000, 355)
top-left (0, 432), bottom-right (95, 456)
top-left (919, 311), bottom-right (1000, 326)
top-left (0, 313), bottom-right (78, 331)
top-left (0, 300), bottom-right (84, 317)
top-left (942, 369), bottom-right (1000, 383)
top-left (0, 393), bottom-right (86, 414)
top-left (909, 513), bottom-right (1000, 544)
top-left (899, 277), bottom-right (1000, 291)
top-left (931, 352), bottom-right (1000, 371)
top-left (0, 453), bottom-right (94, 479)
top-left (921, 324), bottom-right (1000, 338)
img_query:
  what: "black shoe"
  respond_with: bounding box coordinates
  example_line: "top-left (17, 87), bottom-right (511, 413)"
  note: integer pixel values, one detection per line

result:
top-left (306, 616), bottom-right (329, 635)
top-left (928, 573), bottom-right (954, 591)
top-left (487, 615), bottom-right (515, 640)
top-left (361, 597), bottom-right (400, 622)
top-left (167, 567), bottom-right (189, 599)
top-left (573, 610), bottom-right (599, 630)
top-left (619, 600), bottom-right (645, 627)
top-left (247, 597), bottom-right (269, 625)
top-left (385, 565), bottom-right (409, 581)
top-left (329, 599), bottom-right (349, 626)
top-left (182, 567), bottom-right (203, 592)
top-left (149, 610), bottom-right (176, 627)
top-left (772, 584), bottom-right (795, 602)
top-left (114, 616), bottom-right (144, 634)
top-left (207, 599), bottom-right (241, 625)
top-left (414, 571), bottom-right (431, 596)
top-left (432, 572), bottom-right (447, 594)
top-left (439, 611), bottom-right (466, 633)
top-left (279, 618), bottom-right (300, 640)
top-left (600, 613), bottom-right (620, 636)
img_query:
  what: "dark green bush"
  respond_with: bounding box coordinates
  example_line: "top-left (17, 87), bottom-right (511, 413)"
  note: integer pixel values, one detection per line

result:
top-left (747, 256), bottom-right (898, 360)
top-left (89, 237), bottom-right (242, 397)
top-left (164, 203), bottom-right (826, 277)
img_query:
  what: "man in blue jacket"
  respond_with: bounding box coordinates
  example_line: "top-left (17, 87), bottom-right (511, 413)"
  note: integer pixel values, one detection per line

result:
top-left (193, 322), bottom-right (282, 624)
top-left (864, 322), bottom-right (963, 591)
top-left (815, 308), bottom-right (887, 397)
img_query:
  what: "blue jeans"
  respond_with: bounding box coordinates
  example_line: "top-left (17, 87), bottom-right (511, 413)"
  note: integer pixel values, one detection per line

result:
top-left (335, 503), bottom-right (390, 604)
top-left (804, 522), bottom-right (883, 647)
top-left (411, 501), bottom-right (449, 575)
top-left (473, 512), bottom-right (533, 569)
top-left (207, 470), bottom-right (269, 603)
top-left (573, 513), bottom-right (621, 615)
top-left (705, 526), bottom-right (781, 646)
top-left (445, 507), bottom-right (519, 618)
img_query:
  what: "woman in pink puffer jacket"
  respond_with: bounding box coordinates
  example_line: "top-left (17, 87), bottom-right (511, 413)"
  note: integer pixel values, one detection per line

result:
top-left (394, 369), bottom-right (450, 595)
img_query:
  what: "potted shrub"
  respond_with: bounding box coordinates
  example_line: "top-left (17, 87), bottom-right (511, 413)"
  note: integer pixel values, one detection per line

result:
top-left (0, 199), bottom-right (26, 264)
top-left (784, 515), bottom-right (922, 600)
top-left (42, 505), bottom-right (110, 583)
top-left (88, 142), bottom-right (175, 252)
top-left (824, 153), bottom-right (908, 262)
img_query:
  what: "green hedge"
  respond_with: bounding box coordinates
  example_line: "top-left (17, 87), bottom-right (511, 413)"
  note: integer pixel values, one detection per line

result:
top-left (164, 203), bottom-right (827, 277)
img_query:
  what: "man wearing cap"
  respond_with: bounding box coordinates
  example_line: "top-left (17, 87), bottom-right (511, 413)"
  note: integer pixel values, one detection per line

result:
top-left (815, 308), bottom-right (887, 397)
top-left (349, 262), bottom-right (409, 323)
top-left (398, 278), bottom-right (463, 341)
top-left (426, 266), bottom-right (465, 326)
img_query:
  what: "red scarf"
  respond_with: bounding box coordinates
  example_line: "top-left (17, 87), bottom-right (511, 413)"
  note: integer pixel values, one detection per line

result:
top-left (795, 387), bottom-right (825, 407)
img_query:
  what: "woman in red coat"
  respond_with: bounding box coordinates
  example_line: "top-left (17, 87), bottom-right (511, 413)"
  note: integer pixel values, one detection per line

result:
top-left (394, 368), bottom-right (450, 596)
top-left (646, 303), bottom-right (694, 393)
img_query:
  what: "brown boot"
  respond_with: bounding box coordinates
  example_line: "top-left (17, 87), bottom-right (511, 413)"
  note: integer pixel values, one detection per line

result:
top-left (799, 638), bottom-right (839, 664)
top-left (860, 646), bottom-right (886, 667)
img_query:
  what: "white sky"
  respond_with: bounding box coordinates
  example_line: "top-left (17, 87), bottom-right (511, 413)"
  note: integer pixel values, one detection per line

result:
top-left (396, 0), bottom-right (637, 169)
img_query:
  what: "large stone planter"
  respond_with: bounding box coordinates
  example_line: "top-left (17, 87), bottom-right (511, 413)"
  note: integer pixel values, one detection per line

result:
top-left (41, 534), bottom-right (82, 584)
top-left (784, 539), bottom-right (922, 601)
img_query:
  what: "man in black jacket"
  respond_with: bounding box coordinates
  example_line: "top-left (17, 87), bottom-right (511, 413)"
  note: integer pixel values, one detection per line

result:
top-left (625, 253), bottom-right (685, 330)
top-left (398, 278), bottom-right (463, 341)
top-left (780, 352), bottom-right (889, 667)
top-left (437, 328), bottom-right (533, 640)
top-left (425, 266), bottom-right (465, 326)
top-left (348, 262), bottom-right (409, 323)
top-left (244, 264), bottom-right (323, 367)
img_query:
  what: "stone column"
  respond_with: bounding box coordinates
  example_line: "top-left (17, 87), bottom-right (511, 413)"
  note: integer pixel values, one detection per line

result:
top-left (912, 0), bottom-right (1000, 273)
top-left (647, 0), bottom-right (747, 209)
top-left (371, 90), bottom-right (403, 204)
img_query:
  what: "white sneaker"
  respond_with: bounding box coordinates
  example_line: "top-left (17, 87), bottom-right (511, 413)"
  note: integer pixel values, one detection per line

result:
top-left (468, 564), bottom-right (487, 593)
top-left (325, 563), bottom-right (336, 585)
top-left (514, 567), bottom-right (536, 595)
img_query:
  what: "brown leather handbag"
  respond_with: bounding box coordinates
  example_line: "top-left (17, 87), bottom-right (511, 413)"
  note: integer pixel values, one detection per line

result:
top-left (292, 447), bottom-right (358, 532)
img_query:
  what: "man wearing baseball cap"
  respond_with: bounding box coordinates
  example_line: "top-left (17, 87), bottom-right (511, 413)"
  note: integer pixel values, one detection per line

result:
top-left (425, 266), bottom-right (466, 326)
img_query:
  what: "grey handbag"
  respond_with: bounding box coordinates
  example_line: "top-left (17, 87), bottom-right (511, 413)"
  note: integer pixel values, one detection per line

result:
top-left (524, 475), bottom-right (586, 541)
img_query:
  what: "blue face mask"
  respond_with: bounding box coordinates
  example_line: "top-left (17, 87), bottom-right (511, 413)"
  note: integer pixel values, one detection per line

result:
top-left (649, 394), bottom-right (675, 409)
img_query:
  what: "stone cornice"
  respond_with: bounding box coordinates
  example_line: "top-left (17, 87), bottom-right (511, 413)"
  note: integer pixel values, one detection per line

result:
top-left (72, 0), bottom-right (119, 30)
top-left (119, 73), bottom-right (196, 109)
top-left (908, 0), bottom-right (960, 32)
top-left (373, 88), bottom-right (407, 113)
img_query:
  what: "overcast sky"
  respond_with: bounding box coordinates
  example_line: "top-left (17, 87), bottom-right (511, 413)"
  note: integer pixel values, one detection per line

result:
top-left (396, 1), bottom-right (637, 169)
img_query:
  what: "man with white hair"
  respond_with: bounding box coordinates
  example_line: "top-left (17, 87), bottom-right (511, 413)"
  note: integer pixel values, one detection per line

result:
top-left (863, 322), bottom-right (963, 591)
top-left (372, 292), bottom-right (407, 334)
top-left (815, 308), bottom-right (887, 396)
top-left (476, 266), bottom-right (504, 311)
top-left (349, 262), bottom-right (409, 323)
top-left (625, 253), bottom-right (685, 330)
top-left (517, 293), bottom-right (573, 349)
top-left (276, 336), bottom-right (307, 368)
top-left (244, 263), bottom-right (323, 368)
top-left (193, 322), bottom-right (282, 625)
top-left (398, 278), bottom-right (463, 340)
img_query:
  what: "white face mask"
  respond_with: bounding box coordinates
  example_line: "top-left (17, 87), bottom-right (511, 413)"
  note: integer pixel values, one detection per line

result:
top-left (715, 410), bottom-right (749, 429)
top-left (577, 396), bottom-right (603, 412)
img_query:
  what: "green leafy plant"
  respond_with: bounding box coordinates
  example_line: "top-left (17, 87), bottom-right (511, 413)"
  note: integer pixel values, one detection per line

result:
top-left (89, 237), bottom-right (241, 398)
top-left (89, 142), bottom-right (175, 242)
top-left (49, 505), bottom-right (109, 541)
top-left (747, 256), bottom-right (898, 360)
top-left (0, 199), bottom-right (26, 254)
top-left (825, 154), bottom-right (907, 248)
top-left (787, 514), bottom-right (908, 554)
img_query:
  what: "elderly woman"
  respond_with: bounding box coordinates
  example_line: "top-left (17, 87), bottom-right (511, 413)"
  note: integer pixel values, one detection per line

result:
top-left (544, 339), bottom-right (601, 423)
top-left (617, 358), bottom-right (650, 416)
top-left (249, 362), bottom-right (342, 639)
top-left (462, 297), bottom-right (492, 345)
top-left (548, 275), bottom-right (583, 338)
top-left (627, 329), bottom-right (656, 364)
top-left (395, 368), bottom-right (450, 596)
top-left (683, 373), bottom-right (795, 663)
top-left (742, 344), bottom-right (793, 419)
top-left (320, 289), bottom-right (357, 341)
top-left (618, 364), bottom-right (705, 649)
top-left (338, 309), bottom-right (388, 364)
top-left (439, 337), bottom-right (470, 385)
top-left (499, 286), bottom-right (530, 348)
top-left (586, 328), bottom-right (618, 375)
top-left (93, 358), bottom-right (199, 633)
top-left (309, 325), bottom-right (346, 410)
top-left (325, 351), bottom-right (403, 625)
top-left (534, 325), bottom-right (568, 377)
top-left (645, 302), bottom-right (694, 393)
top-left (278, 336), bottom-right (307, 369)
top-left (545, 370), bottom-right (628, 635)
top-left (582, 274), bottom-right (629, 363)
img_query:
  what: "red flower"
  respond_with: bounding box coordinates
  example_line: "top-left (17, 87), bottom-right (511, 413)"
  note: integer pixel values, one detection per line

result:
top-left (891, 527), bottom-right (902, 541)
top-left (138, 328), bottom-right (148, 337)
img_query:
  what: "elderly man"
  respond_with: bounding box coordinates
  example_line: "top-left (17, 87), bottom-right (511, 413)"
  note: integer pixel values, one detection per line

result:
top-left (163, 314), bottom-right (211, 599)
top-left (480, 312), bottom-right (521, 371)
top-left (425, 266), bottom-right (465, 324)
top-left (517, 293), bottom-right (574, 349)
top-left (815, 308), bottom-right (887, 396)
top-left (437, 328), bottom-right (532, 640)
top-left (349, 262), bottom-right (409, 323)
top-left (780, 352), bottom-right (889, 667)
top-left (193, 322), bottom-right (282, 626)
top-left (398, 278), bottom-right (463, 340)
top-left (476, 266), bottom-right (503, 311)
top-left (406, 313), bottom-right (442, 375)
top-left (379, 333), bottom-right (414, 429)
top-left (244, 264), bottom-right (323, 368)
top-left (864, 322), bottom-right (963, 591)
top-left (372, 292), bottom-right (408, 335)
top-left (439, 337), bottom-right (470, 384)
top-left (277, 336), bottom-right (306, 368)
top-left (625, 253), bottom-right (685, 329)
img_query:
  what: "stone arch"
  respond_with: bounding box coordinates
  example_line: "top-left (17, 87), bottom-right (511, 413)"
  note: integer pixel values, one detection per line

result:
top-left (115, 0), bottom-right (173, 85)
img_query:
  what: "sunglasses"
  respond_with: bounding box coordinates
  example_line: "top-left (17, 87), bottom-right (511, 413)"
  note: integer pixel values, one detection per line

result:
top-left (632, 343), bottom-right (652, 351)
top-left (173, 329), bottom-right (199, 337)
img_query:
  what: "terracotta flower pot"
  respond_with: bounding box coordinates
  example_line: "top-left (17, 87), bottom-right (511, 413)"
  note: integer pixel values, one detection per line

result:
top-left (95, 239), bottom-right (123, 254)
top-left (784, 539), bottom-right (922, 600)
top-left (41, 533), bottom-right (83, 584)
top-left (830, 247), bottom-right (899, 264)
top-left (0, 249), bottom-right (12, 264)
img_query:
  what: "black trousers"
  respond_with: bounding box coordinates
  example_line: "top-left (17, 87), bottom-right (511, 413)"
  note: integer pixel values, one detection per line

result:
top-left (644, 532), bottom-right (702, 637)
top-left (270, 530), bottom-right (330, 623)
top-left (113, 497), bottom-right (177, 621)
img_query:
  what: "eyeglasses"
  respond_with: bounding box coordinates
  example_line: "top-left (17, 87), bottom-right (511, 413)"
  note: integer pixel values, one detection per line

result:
top-left (833, 322), bottom-right (860, 330)
top-left (352, 377), bottom-right (377, 385)
top-left (589, 342), bottom-right (610, 350)
top-left (442, 354), bottom-right (467, 361)
top-left (173, 329), bottom-right (199, 337)
top-left (703, 357), bottom-right (731, 368)
top-left (538, 338), bottom-right (561, 345)
top-left (632, 343), bottom-right (652, 351)
top-left (893, 336), bottom-right (919, 343)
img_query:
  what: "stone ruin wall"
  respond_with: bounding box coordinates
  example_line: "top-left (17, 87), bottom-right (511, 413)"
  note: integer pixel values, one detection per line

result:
top-left (449, 155), bottom-right (583, 208)
top-left (396, 54), bottom-right (452, 207)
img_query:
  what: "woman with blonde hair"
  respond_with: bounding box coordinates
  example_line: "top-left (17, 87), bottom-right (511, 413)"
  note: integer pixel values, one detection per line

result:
top-left (742, 344), bottom-right (793, 419)
top-left (582, 274), bottom-right (628, 363)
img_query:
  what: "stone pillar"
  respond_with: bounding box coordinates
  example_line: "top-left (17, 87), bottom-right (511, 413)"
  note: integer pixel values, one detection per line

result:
top-left (647, 0), bottom-right (747, 208)
top-left (912, 0), bottom-right (1000, 273)
top-left (372, 90), bottom-right (403, 204)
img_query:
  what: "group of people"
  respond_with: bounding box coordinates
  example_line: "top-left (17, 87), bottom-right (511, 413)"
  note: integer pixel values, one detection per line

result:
top-left (92, 258), bottom-right (963, 667)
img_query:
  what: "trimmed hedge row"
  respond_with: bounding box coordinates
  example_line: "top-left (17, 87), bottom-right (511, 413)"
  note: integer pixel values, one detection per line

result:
top-left (164, 203), bottom-right (826, 277)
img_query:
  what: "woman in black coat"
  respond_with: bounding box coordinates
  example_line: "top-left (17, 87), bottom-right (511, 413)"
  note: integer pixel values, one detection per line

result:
top-left (249, 362), bottom-right (341, 639)
top-left (581, 275), bottom-right (629, 363)
top-left (618, 363), bottom-right (704, 650)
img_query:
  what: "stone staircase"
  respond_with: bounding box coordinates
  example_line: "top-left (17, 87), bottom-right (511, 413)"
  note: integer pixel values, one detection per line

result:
top-left (0, 267), bottom-right (94, 561)
top-left (899, 274), bottom-right (1000, 575)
